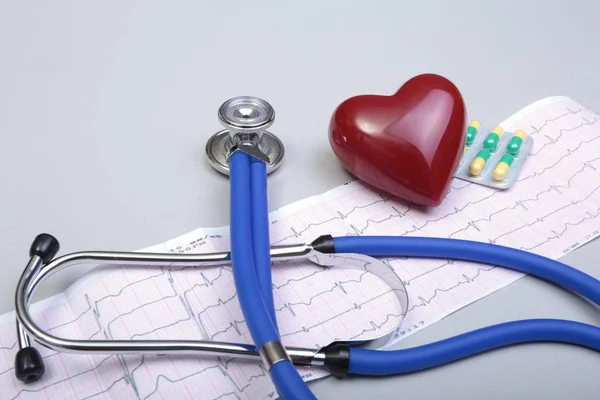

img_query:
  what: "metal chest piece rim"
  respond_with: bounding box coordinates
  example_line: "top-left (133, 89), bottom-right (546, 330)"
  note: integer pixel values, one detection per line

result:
top-left (206, 96), bottom-right (285, 176)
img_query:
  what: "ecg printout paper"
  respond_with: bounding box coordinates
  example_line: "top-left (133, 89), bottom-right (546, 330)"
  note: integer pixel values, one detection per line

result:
top-left (2, 96), bottom-right (600, 399)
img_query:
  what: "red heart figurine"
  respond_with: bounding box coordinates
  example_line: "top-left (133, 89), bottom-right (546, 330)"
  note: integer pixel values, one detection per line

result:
top-left (328, 74), bottom-right (467, 207)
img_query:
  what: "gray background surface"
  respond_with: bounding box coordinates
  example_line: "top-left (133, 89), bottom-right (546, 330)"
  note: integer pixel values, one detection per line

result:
top-left (2, 1), bottom-right (600, 398)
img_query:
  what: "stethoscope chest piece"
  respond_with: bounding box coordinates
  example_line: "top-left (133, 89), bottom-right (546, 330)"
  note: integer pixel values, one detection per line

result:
top-left (206, 96), bottom-right (285, 175)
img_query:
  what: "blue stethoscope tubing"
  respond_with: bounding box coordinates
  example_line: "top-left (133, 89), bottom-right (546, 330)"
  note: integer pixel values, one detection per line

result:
top-left (230, 151), bottom-right (315, 399)
top-left (335, 236), bottom-right (600, 376)
top-left (229, 151), bottom-right (600, 399)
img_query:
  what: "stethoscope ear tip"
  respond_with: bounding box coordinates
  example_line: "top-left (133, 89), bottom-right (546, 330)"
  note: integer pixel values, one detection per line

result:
top-left (14, 346), bottom-right (45, 383)
top-left (29, 233), bottom-right (60, 263)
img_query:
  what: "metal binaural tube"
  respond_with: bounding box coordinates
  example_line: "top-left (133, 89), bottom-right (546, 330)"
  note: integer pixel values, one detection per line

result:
top-left (26, 242), bottom-right (313, 301)
top-left (14, 235), bottom-right (406, 383)
top-left (15, 255), bottom-right (43, 351)
top-left (14, 241), bottom-right (323, 380)
top-left (17, 324), bottom-right (30, 349)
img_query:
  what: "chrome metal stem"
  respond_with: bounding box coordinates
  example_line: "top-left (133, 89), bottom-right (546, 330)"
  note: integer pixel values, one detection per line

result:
top-left (27, 243), bottom-right (312, 300)
top-left (17, 324), bottom-right (30, 349)
top-left (16, 255), bottom-right (43, 350)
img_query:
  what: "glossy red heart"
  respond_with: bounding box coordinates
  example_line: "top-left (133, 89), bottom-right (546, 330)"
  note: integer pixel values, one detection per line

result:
top-left (328, 74), bottom-right (467, 207)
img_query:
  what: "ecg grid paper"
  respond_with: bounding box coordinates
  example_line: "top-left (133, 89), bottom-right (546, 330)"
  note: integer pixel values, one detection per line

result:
top-left (2, 96), bottom-right (600, 399)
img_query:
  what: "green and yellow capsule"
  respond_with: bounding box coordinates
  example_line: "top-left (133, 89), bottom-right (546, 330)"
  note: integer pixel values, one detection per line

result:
top-left (469, 149), bottom-right (491, 176)
top-left (506, 130), bottom-right (526, 155)
top-left (466, 120), bottom-right (481, 146)
top-left (493, 154), bottom-right (515, 181)
top-left (483, 126), bottom-right (504, 151)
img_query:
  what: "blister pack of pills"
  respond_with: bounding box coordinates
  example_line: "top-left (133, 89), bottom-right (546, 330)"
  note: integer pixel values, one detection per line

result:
top-left (455, 121), bottom-right (533, 189)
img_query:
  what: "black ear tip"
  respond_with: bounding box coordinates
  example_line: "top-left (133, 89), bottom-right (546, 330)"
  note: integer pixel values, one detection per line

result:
top-left (15, 347), bottom-right (46, 383)
top-left (29, 234), bottom-right (60, 263)
top-left (15, 347), bottom-right (45, 383)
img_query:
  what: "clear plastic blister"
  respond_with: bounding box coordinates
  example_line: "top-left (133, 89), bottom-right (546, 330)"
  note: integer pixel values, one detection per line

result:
top-left (455, 124), bottom-right (534, 189)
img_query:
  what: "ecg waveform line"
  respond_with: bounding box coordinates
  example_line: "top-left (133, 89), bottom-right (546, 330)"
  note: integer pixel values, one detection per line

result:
top-left (2, 97), bottom-right (600, 399)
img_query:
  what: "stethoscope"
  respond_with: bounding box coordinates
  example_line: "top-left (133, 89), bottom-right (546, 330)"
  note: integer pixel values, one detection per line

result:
top-left (13, 96), bottom-right (600, 399)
